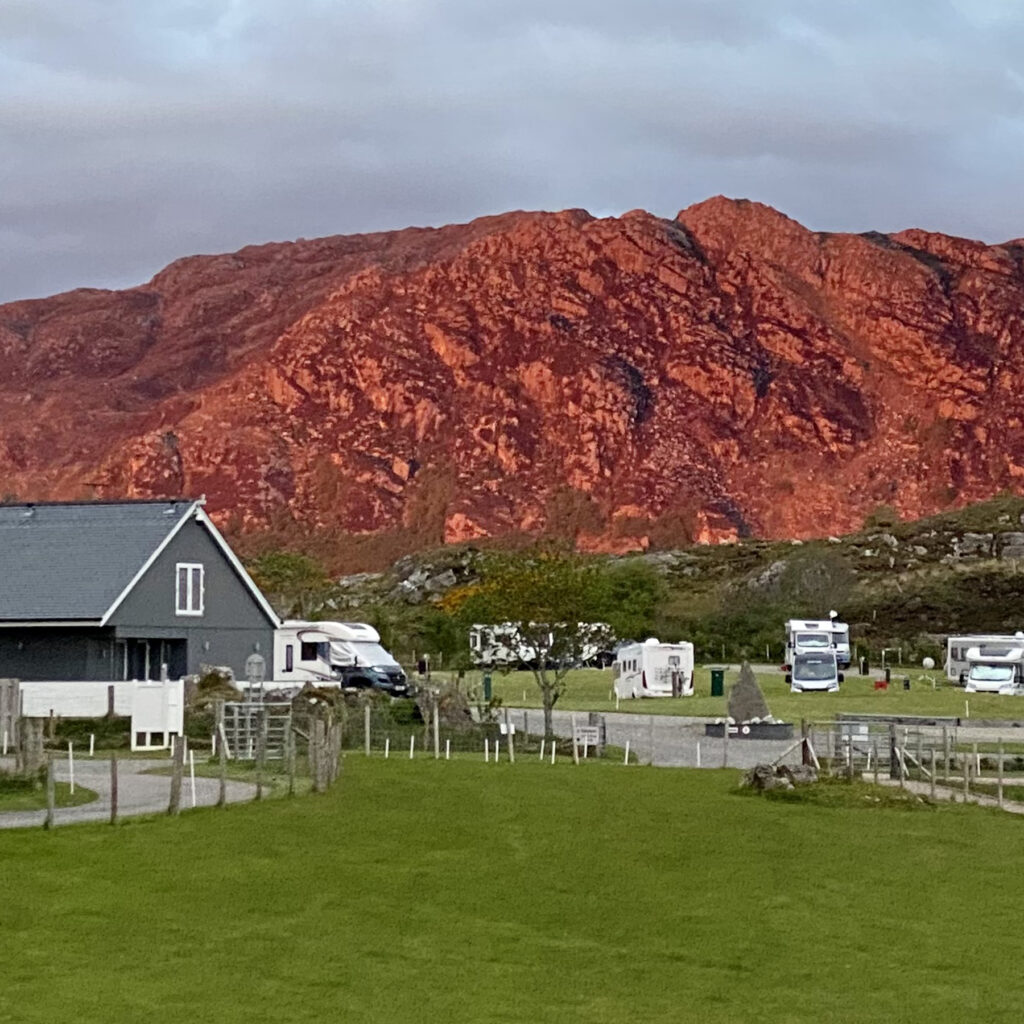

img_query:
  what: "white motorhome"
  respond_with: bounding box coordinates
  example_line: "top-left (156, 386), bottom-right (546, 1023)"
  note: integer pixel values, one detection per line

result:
top-left (274, 621), bottom-right (411, 696)
top-left (785, 614), bottom-right (851, 669)
top-left (946, 633), bottom-right (1024, 683)
top-left (963, 643), bottom-right (1024, 695)
top-left (469, 622), bottom-right (613, 668)
top-left (786, 651), bottom-right (843, 693)
top-left (613, 639), bottom-right (694, 699)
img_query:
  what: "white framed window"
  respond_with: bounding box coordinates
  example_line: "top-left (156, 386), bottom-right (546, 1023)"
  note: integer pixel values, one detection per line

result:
top-left (176, 562), bottom-right (205, 616)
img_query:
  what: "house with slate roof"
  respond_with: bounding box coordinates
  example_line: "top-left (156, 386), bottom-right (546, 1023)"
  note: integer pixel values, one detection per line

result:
top-left (0, 499), bottom-right (279, 683)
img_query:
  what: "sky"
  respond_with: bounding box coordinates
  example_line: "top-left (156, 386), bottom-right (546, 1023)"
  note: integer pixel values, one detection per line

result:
top-left (2, 0), bottom-right (1024, 303)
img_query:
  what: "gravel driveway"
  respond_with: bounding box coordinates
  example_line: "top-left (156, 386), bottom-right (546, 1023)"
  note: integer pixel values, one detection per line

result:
top-left (0, 756), bottom-right (257, 829)
top-left (509, 708), bottom-right (802, 769)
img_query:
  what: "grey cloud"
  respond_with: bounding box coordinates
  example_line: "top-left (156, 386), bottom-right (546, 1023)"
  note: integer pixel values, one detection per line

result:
top-left (2, 0), bottom-right (1024, 303)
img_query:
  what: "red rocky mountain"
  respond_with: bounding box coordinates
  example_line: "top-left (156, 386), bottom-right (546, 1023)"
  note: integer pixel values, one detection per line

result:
top-left (3, 197), bottom-right (1024, 566)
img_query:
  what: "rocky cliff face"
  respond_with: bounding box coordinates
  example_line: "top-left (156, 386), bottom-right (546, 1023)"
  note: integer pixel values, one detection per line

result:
top-left (3, 197), bottom-right (1024, 566)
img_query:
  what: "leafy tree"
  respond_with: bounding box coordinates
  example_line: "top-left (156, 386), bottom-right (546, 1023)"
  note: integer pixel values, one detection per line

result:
top-left (604, 560), bottom-right (668, 641)
top-left (246, 550), bottom-right (333, 619)
top-left (451, 547), bottom-right (616, 737)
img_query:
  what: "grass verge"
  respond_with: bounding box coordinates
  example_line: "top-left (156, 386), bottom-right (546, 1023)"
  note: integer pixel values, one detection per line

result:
top-left (3, 759), bottom-right (1024, 1022)
top-left (0, 782), bottom-right (97, 813)
top-left (483, 667), bottom-right (1024, 721)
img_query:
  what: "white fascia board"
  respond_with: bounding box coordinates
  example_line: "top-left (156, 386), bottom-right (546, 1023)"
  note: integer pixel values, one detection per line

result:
top-left (99, 502), bottom-right (200, 626)
top-left (193, 507), bottom-right (281, 628)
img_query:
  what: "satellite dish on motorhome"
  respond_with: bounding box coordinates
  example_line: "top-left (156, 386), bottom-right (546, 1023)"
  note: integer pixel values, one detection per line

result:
top-left (829, 610), bottom-right (838, 620)
top-left (644, 637), bottom-right (660, 645)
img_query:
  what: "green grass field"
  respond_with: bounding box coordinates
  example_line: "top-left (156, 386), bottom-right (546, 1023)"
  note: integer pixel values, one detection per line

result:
top-left (482, 667), bottom-right (1024, 722)
top-left (0, 781), bottom-right (96, 813)
top-left (4, 758), bottom-right (1024, 1022)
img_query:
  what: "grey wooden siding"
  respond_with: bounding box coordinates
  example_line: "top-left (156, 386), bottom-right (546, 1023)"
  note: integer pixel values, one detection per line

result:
top-left (109, 520), bottom-right (275, 679)
top-left (0, 628), bottom-right (117, 681)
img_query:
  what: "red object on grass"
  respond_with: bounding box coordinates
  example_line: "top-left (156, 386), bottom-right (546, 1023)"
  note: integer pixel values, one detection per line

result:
top-left (874, 680), bottom-right (888, 691)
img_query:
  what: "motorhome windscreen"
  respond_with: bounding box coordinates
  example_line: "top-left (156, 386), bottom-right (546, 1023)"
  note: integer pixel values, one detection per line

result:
top-left (971, 665), bottom-right (1014, 682)
top-left (794, 656), bottom-right (836, 681)
top-left (796, 633), bottom-right (830, 647)
top-left (338, 641), bottom-right (401, 669)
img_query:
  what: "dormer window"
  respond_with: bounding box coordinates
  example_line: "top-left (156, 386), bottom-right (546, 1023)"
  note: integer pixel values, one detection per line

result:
top-left (176, 563), bottom-right (204, 616)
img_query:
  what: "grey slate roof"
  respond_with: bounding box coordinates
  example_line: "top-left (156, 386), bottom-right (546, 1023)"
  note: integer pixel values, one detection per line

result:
top-left (0, 501), bottom-right (195, 621)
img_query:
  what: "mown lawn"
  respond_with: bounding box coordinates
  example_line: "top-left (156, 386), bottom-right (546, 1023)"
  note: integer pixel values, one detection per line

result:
top-left (483, 667), bottom-right (1024, 722)
top-left (0, 781), bottom-right (97, 813)
top-left (2, 758), bottom-right (1023, 1022)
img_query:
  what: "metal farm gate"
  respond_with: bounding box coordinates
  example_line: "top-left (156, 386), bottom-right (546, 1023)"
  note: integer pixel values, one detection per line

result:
top-left (220, 701), bottom-right (293, 760)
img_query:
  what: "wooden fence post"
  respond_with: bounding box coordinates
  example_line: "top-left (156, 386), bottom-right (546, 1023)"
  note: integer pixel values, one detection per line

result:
top-left (254, 709), bottom-right (267, 801)
top-left (168, 733), bottom-right (184, 815)
top-left (109, 752), bottom-right (118, 825)
top-left (43, 754), bottom-right (55, 830)
top-left (287, 726), bottom-right (296, 797)
top-left (998, 739), bottom-right (1004, 808)
top-left (364, 703), bottom-right (371, 757)
top-left (217, 744), bottom-right (228, 808)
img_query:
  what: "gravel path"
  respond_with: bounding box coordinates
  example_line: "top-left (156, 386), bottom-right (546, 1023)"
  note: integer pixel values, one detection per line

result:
top-left (0, 757), bottom-right (258, 829)
top-left (509, 708), bottom-right (802, 769)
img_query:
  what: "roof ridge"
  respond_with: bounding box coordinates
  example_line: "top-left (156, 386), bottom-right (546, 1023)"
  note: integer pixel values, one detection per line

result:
top-left (0, 497), bottom-right (197, 508)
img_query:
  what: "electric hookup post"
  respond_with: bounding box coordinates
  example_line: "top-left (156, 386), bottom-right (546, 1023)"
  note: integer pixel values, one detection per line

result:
top-left (482, 673), bottom-right (492, 702)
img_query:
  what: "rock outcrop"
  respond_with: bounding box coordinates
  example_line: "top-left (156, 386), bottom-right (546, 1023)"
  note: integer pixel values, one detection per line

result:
top-left (4, 197), bottom-right (1024, 565)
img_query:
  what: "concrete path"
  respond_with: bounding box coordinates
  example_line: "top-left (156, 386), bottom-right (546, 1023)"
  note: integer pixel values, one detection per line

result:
top-left (509, 708), bottom-right (803, 769)
top-left (0, 757), bottom-right (258, 829)
top-left (872, 773), bottom-right (1024, 814)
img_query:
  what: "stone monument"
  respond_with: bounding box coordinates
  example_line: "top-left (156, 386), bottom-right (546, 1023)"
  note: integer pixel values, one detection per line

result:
top-left (705, 661), bottom-right (794, 740)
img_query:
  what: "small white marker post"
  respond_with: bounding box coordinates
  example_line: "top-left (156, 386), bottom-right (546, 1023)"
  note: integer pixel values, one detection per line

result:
top-left (445, 738), bottom-right (451, 760)
top-left (2, 730), bottom-right (7, 756)
top-left (384, 737), bottom-right (390, 759)
top-left (965, 700), bottom-right (970, 719)
top-left (68, 742), bottom-right (74, 794)
top-left (89, 734), bottom-right (95, 758)
top-left (484, 738), bottom-right (490, 762)
top-left (409, 735), bottom-right (415, 760)
top-left (189, 750), bottom-right (197, 808)
top-left (623, 740), bottom-right (630, 765)
top-left (550, 740), bottom-right (556, 765)
top-left (211, 732), bottom-right (217, 758)
top-left (696, 742), bottom-right (702, 769)
top-left (615, 694), bottom-right (620, 710)
top-left (539, 738), bottom-right (546, 762)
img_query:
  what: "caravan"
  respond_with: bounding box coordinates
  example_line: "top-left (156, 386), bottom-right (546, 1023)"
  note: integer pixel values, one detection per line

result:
top-left (613, 639), bottom-right (694, 699)
top-left (274, 621), bottom-right (411, 696)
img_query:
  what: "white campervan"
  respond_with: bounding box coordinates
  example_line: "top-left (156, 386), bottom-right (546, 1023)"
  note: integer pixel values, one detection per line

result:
top-left (946, 633), bottom-right (1024, 683)
top-left (787, 651), bottom-right (843, 693)
top-left (468, 622), bottom-right (613, 668)
top-left (963, 643), bottom-right (1024, 695)
top-left (274, 620), bottom-right (411, 696)
top-left (784, 614), bottom-right (851, 669)
top-left (613, 639), bottom-right (694, 699)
